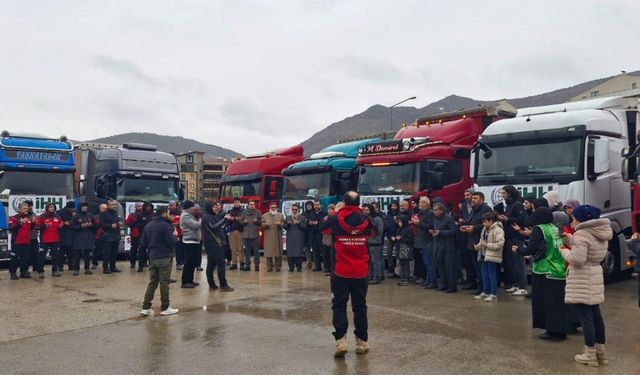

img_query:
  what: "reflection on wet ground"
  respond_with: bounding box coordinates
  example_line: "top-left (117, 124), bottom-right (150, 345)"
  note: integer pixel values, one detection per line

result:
top-left (0, 261), bottom-right (638, 374)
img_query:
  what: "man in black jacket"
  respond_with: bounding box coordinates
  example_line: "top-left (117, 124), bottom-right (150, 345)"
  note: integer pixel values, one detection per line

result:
top-left (412, 197), bottom-right (435, 288)
top-left (99, 200), bottom-right (121, 274)
top-left (71, 203), bottom-right (94, 275)
top-left (306, 200), bottom-right (325, 272)
top-left (459, 192), bottom-right (492, 293)
top-left (140, 206), bottom-right (178, 316)
top-left (202, 202), bottom-right (234, 291)
top-left (57, 202), bottom-right (75, 271)
top-left (383, 201), bottom-right (400, 277)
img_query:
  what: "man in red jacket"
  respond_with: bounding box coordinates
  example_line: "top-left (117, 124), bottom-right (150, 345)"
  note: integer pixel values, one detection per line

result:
top-left (37, 203), bottom-right (64, 277)
top-left (321, 191), bottom-right (373, 358)
top-left (9, 202), bottom-right (35, 279)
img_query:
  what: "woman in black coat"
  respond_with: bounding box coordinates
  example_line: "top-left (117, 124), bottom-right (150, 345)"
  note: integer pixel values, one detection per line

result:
top-left (498, 185), bottom-right (527, 295)
top-left (202, 203), bottom-right (233, 291)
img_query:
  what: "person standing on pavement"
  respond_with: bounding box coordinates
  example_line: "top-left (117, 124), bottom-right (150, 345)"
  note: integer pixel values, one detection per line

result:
top-left (284, 204), bottom-right (307, 272)
top-left (91, 203), bottom-right (107, 269)
top-left (458, 190), bottom-right (475, 289)
top-left (473, 212), bottom-right (504, 302)
top-left (140, 206), bottom-right (179, 316)
top-left (135, 202), bottom-right (155, 272)
top-left (411, 197), bottom-right (435, 288)
top-left (226, 198), bottom-right (245, 270)
top-left (383, 201), bottom-right (400, 277)
top-left (57, 202), bottom-right (75, 272)
top-left (125, 202), bottom-right (143, 269)
top-left (24, 200), bottom-right (40, 277)
top-left (307, 200), bottom-right (326, 272)
top-left (302, 200), bottom-right (315, 268)
top-left (179, 200), bottom-right (202, 288)
top-left (262, 203), bottom-right (285, 272)
top-left (363, 204), bottom-right (384, 284)
top-left (561, 205), bottom-right (611, 367)
top-left (71, 203), bottom-right (95, 275)
top-left (431, 203), bottom-right (458, 293)
top-left (240, 200), bottom-right (262, 272)
top-left (497, 185), bottom-right (528, 297)
top-left (37, 203), bottom-right (63, 277)
top-left (169, 201), bottom-right (184, 271)
top-left (459, 192), bottom-right (493, 294)
top-left (322, 191), bottom-right (373, 358)
top-left (99, 200), bottom-right (122, 274)
top-left (202, 202), bottom-right (234, 291)
top-left (8, 202), bottom-right (35, 280)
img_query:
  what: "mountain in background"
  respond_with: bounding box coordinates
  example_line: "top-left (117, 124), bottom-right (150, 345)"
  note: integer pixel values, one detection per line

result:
top-left (301, 71), bottom-right (639, 155)
top-left (85, 132), bottom-right (243, 159)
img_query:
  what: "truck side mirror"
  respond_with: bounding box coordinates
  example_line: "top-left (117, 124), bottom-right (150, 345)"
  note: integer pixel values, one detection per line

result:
top-left (587, 138), bottom-right (609, 181)
top-left (470, 151), bottom-right (477, 179)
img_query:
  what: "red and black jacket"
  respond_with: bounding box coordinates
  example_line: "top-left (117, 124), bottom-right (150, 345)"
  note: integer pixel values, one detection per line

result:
top-left (37, 212), bottom-right (62, 244)
top-left (9, 213), bottom-right (33, 246)
top-left (321, 206), bottom-right (373, 279)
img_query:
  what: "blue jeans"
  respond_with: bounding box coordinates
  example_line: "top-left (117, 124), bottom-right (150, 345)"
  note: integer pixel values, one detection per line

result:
top-left (421, 246), bottom-right (437, 285)
top-left (481, 261), bottom-right (498, 296)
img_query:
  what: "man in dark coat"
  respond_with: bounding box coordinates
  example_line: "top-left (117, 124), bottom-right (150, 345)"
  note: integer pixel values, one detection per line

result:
top-left (306, 200), bottom-right (326, 272)
top-left (71, 203), bottom-right (94, 275)
top-left (459, 192), bottom-right (492, 293)
top-left (321, 191), bottom-right (373, 357)
top-left (57, 202), bottom-right (75, 271)
top-left (284, 204), bottom-right (307, 272)
top-left (412, 197), bottom-right (435, 288)
top-left (99, 200), bottom-right (122, 274)
top-left (140, 206), bottom-right (178, 316)
top-left (498, 185), bottom-right (527, 294)
top-left (135, 202), bottom-right (155, 272)
top-left (383, 201), bottom-right (400, 276)
top-left (430, 203), bottom-right (458, 293)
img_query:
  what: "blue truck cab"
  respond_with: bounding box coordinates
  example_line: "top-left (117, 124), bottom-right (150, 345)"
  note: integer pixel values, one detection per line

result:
top-left (281, 138), bottom-right (381, 216)
top-left (0, 131), bottom-right (75, 259)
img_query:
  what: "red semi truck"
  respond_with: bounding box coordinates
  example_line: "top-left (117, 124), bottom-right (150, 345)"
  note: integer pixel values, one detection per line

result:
top-left (355, 101), bottom-right (516, 213)
top-left (219, 145), bottom-right (304, 213)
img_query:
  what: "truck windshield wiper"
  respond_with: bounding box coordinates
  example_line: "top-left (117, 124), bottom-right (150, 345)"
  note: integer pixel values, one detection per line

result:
top-left (478, 172), bottom-right (510, 181)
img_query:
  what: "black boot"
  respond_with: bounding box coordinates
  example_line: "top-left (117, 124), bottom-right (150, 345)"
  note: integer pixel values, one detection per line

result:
top-left (10, 273), bottom-right (19, 280)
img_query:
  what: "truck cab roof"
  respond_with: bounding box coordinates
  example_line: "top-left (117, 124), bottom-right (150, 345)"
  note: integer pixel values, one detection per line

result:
top-left (284, 139), bottom-right (380, 175)
top-left (224, 145), bottom-right (304, 178)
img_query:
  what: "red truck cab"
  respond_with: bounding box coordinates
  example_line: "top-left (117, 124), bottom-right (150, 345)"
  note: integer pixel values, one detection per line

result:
top-left (219, 145), bottom-right (304, 213)
top-left (356, 101), bottom-right (516, 213)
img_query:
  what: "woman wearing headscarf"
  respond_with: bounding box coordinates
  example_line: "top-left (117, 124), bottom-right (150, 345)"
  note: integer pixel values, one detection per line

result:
top-left (514, 207), bottom-right (569, 341)
top-left (561, 205), bottom-right (611, 367)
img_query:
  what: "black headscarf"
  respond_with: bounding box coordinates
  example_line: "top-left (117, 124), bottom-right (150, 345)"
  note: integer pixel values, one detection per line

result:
top-left (532, 207), bottom-right (553, 226)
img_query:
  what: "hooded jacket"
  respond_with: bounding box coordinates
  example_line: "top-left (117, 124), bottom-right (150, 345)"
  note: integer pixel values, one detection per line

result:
top-left (562, 218), bottom-right (612, 305)
top-left (323, 206), bottom-right (373, 279)
top-left (478, 221), bottom-right (504, 264)
top-left (37, 212), bottom-right (62, 244)
top-left (202, 204), bottom-right (228, 250)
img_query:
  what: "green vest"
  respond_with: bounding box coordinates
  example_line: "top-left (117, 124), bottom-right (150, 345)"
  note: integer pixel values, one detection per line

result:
top-left (531, 223), bottom-right (566, 280)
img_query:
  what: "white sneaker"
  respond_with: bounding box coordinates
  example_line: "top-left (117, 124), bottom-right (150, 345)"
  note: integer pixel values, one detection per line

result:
top-left (140, 309), bottom-right (154, 316)
top-left (505, 287), bottom-right (517, 293)
top-left (512, 289), bottom-right (528, 296)
top-left (483, 295), bottom-right (497, 302)
top-left (160, 307), bottom-right (179, 316)
top-left (474, 293), bottom-right (488, 300)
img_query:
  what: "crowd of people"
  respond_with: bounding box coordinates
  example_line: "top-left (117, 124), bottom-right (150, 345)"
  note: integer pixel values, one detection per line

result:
top-left (5, 185), bottom-right (638, 367)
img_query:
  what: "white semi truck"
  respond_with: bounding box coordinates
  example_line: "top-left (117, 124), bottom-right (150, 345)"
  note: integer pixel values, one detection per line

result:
top-left (472, 96), bottom-right (639, 279)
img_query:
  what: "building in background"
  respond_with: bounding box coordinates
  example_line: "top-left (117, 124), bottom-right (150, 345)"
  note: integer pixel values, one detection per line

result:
top-left (177, 151), bottom-right (229, 203)
top-left (570, 71), bottom-right (640, 101)
top-left (202, 156), bottom-right (229, 202)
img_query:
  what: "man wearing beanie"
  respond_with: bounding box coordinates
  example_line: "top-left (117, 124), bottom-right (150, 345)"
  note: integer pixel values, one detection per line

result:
top-left (179, 200), bottom-right (202, 288)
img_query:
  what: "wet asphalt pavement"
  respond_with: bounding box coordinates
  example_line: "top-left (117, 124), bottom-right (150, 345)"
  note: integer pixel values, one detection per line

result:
top-left (0, 261), bottom-right (639, 375)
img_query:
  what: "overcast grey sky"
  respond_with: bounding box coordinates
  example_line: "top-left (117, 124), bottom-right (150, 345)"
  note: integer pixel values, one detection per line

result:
top-left (1, 0), bottom-right (638, 154)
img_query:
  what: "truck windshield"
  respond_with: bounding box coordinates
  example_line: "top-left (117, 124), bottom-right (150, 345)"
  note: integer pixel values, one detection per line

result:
top-left (116, 177), bottom-right (178, 202)
top-left (221, 180), bottom-right (261, 198)
top-left (477, 138), bottom-right (583, 182)
top-left (358, 163), bottom-right (419, 194)
top-left (283, 172), bottom-right (331, 200)
top-left (0, 170), bottom-right (73, 197)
